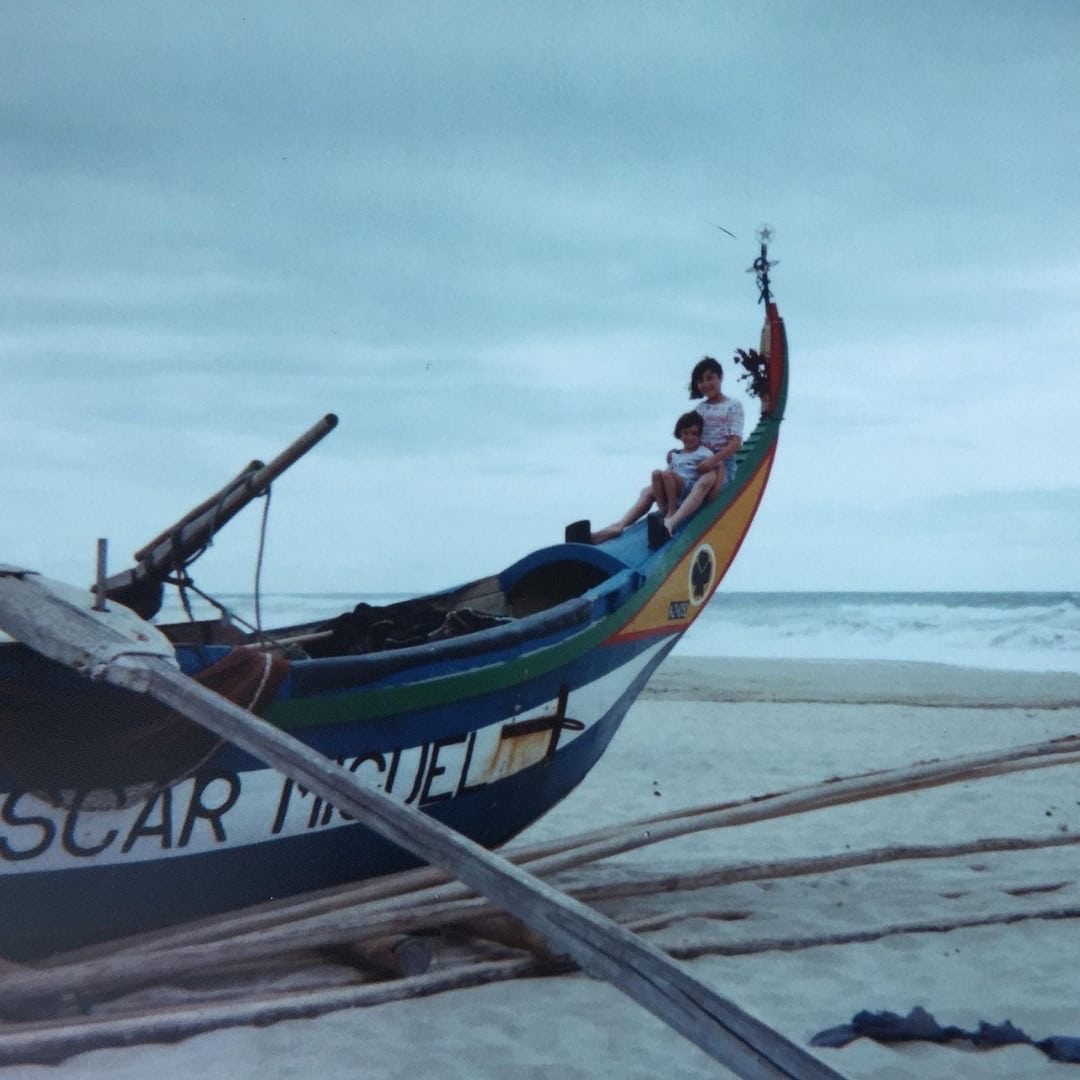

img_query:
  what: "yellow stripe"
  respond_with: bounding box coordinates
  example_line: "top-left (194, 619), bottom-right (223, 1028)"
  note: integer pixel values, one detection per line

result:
top-left (611, 448), bottom-right (775, 642)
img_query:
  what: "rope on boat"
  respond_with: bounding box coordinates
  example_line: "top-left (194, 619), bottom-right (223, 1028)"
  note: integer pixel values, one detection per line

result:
top-left (161, 476), bottom-right (278, 649)
top-left (252, 483), bottom-right (271, 637)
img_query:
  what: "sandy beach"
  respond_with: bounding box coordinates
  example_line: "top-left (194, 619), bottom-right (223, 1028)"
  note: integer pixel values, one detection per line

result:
top-left (7, 655), bottom-right (1080, 1079)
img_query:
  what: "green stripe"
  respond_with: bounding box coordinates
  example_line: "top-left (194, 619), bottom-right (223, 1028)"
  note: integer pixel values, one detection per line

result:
top-left (268, 604), bottom-right (625, 731)
top-left (269, 409), bottom-right (782, 733)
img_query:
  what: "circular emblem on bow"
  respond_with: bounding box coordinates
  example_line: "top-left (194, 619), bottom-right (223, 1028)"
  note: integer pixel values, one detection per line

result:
top-left (688, 543), bottom-right (717, 606)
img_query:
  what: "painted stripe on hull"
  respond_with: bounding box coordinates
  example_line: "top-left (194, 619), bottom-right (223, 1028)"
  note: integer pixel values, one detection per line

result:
top-left (0, 304), bottom-right (787, 957)
top-left (609, 444), bottom-right (777, 644)
top-left (0, 637), bottom-right (676, 958)
top-left (0, 638), bottom-right (668, 875)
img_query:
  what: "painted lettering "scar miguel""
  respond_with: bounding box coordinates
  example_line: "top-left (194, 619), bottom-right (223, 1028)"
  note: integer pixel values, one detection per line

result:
top-left (272, 687), bottom-right (585, 833)
top-left (0, 684), bottom-right (594, 868)
top-left (0, 773), bottom-right (241, 864)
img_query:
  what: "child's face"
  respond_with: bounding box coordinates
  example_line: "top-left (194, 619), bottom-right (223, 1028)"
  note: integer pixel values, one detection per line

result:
top-left (679, 426), bottom-right (702, 451)
top-left (696, 368), bottom-right (722, 400)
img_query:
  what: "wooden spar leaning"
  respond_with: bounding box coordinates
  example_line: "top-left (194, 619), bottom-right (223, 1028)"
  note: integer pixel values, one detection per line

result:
top-left (98, 413), bottom-right (339, 618)
top-left (132, 459), bottom-right (266, 561)
top-left (0, 567), bottom-right (840, 1080)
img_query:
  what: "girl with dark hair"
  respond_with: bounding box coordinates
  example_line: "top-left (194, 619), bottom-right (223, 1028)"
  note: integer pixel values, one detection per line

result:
top-left (587, 356), bottom-right (744, 546)
top-left (660, 356), bottom-right (744, 535)
top-left (651, 411), bottom-right (712, 518)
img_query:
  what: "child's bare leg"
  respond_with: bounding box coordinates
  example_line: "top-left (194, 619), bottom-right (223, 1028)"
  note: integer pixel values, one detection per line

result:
top-left (591, 485), bottom-right (654, 543)
top-left (663, 471), bottom-right (720, 533)
top-left (705, 464), bottom-right (729, 502)
top-left (650, 470), bottom-right (668, 514)
top-left (661, 471), bottom-right (681, 514)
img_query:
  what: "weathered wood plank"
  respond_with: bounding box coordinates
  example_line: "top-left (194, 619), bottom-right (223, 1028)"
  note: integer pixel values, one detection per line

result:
top-left (36, 741), bottom-right (1080, 982)
top-left (0, 894), bottom-right (490, 1009)
top-left (0, 566), bottom-right (178, 675)
top-left (0, 568), bottom-right (840, 1079)
top-left (513, 738), bottom-right (1080, 880)
top-left (122, 660), bottom-right (837, 1078)
top-left (0, 957), bottom-right (544, 1067)
top-left (67, 834), bottom-right (1080, 999)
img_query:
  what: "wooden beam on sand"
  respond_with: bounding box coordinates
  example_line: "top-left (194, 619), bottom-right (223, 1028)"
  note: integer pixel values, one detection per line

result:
top-left (26, 830), bottom-right (1078, 1007)
top-left (0, 567), bottom-right (840, 1080)
top-left (0, 957), bottom-right (546, 1067)
top-left (35, 764), bottom-right (1080, 992)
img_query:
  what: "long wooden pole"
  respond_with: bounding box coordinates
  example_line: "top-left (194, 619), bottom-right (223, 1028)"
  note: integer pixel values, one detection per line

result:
top-left (131, 459), bottom-right (264, 561)
top-left (0, 568), bottom-right (840, 1079)
top-left (98, 414), bottom-right (338, 617)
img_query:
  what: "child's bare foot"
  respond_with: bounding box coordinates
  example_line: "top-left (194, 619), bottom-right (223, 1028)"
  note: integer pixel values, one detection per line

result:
top-left (662, 515), bottom-right (677, 535)
top-left (590, 525), bottom-right (623, 544)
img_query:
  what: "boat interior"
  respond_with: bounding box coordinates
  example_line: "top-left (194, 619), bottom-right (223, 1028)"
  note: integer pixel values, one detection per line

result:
top-left (162, 540), bottom-right (636, 662)
top-left (160, 415), bottom-right (771, 665)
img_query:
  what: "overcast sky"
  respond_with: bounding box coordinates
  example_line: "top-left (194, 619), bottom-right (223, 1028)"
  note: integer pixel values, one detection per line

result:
top-left (2, 1), bottom-right (1078, 599)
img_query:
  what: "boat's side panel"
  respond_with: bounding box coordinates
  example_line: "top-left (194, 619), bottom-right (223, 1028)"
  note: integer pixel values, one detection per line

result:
top-left (0, 632), bottom-right (675, 956)
top-left (0, 291), bottom-right (788, 958)
top-left (608, 442), bottom-right (777, 645)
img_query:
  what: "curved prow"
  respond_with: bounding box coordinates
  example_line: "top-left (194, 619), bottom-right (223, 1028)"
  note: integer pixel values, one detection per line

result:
top-left (761, 299), bottom-right (788, 421)
top-left (752, 231), bottom-right (787, 421)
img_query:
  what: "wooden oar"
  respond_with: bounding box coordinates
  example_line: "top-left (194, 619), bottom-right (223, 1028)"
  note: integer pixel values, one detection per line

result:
top-left (0, 567), bottom-right (840, 1080)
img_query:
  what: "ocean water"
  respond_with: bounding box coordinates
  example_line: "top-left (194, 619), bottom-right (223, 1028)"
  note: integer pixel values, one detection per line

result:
top-left (673, 592), bottom-right (1080, 674)
top-left (158, 591), bottom-right (1080, 675)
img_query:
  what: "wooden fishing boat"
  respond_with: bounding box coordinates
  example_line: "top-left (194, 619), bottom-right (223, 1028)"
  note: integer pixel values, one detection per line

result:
top-left (0, 238), bottom-right (787, 960)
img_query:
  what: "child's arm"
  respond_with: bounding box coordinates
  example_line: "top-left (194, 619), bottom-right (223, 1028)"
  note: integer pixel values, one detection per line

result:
top-left (702, 436), bottom-right (741, 469)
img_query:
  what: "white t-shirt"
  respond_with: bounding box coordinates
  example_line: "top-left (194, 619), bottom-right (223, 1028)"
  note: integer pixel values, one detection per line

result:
top-left (669, 445), bottom-right (713, 486)
top-left (695, 397), bottom-right (744, 453)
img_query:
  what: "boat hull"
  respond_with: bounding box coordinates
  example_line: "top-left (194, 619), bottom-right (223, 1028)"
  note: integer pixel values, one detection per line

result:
top-left (0, 630), bottom-right (676, 957)
top-left (0, 291), bottom-right (787, 959)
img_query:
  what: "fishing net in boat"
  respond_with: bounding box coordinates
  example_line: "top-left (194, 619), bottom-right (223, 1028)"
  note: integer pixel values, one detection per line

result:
top-left (0, 647), bottom-right (289, 809)
top-left (310, 599), bottom-right (512, 657)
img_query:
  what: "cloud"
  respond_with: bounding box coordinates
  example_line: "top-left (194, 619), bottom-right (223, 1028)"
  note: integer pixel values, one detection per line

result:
top-left (2, 2), bottom-right (1079, 600)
